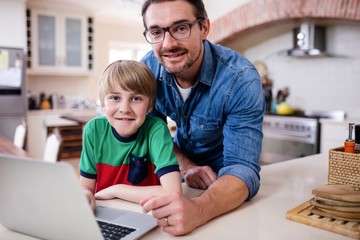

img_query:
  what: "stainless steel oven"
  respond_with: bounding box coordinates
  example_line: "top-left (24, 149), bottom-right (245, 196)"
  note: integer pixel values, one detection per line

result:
top-left (260, 110), bottom-right (346, 165)
top-left (260, 115), bottom-right (320, 165)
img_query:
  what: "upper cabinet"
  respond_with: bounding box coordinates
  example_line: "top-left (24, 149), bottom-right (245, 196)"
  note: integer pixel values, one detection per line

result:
top-left (27, 8), bottom-right (94, 76)
top-left (0, 0), bottom-right (26, 49)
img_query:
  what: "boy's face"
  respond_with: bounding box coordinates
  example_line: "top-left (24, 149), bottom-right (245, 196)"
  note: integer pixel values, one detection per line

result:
top-left (103, 86), bottom-right (150, 137)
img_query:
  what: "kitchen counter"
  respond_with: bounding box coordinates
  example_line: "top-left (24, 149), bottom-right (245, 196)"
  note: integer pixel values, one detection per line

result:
top-left (60, 114), bottom-right (97, 125)
top-left (0, 153), bottom-right (354, 239)
top-left (27, 108), bottom-right (97, 127)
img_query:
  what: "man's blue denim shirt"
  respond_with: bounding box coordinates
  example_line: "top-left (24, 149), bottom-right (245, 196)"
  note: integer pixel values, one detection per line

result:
top-left (141, 40), bottom-right (265, 199)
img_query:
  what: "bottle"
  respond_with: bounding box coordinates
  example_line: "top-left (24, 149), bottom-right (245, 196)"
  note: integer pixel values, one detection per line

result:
top-left (41, 99), bottom-right (51, 109)
top-left (344, 123), bottom-right (355, 153)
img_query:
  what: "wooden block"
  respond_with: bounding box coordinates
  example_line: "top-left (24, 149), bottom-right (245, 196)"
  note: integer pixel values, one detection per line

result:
top-left (311, 198), bottom-right (360, 212)
top-left (311, 206), bottom-right (360, 221)
top-left (312, 184), bottom-right (360, 203)
top-left (315, 196), bottom-right (360, 207)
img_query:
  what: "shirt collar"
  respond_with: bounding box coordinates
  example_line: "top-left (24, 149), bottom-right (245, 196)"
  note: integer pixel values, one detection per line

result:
top-left (111, 126), bottom-right (138, 143)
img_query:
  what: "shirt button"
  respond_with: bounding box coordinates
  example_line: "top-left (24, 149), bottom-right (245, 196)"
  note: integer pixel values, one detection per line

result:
top-left (200, 125), bottom-right (204, 129)
top-left (183, 134), bottom-right (186, 138)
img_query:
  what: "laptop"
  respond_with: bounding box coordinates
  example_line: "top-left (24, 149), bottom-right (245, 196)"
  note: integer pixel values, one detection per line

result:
top-left (0, 153), bottom-right (157, 240)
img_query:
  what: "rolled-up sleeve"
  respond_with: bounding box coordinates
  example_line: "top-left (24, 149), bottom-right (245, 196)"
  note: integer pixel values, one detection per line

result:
top-left (219, 66), bottom-right (265, 200)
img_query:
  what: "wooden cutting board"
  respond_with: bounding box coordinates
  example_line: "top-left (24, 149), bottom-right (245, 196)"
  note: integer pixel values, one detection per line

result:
top-left (310, 199), bottom-right (360, 212)
top-left (312, 184), bottom-right (360, 203)
top-left (311, 206), bottom-right (360, 221)
top-left (286, 199), bottom-right (360, 239)
top-left (315, 196), bottom-right (360, 207)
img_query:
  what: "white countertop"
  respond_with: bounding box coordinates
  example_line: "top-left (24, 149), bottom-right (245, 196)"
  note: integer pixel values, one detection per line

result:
top-left (320, 117), bottom-right (360, 125)
top-left (0, 153), bottom-right (354, 240)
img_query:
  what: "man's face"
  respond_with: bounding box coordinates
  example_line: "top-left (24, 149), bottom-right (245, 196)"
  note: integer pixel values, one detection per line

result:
top-left (144, 1), bottom-right (209, 76)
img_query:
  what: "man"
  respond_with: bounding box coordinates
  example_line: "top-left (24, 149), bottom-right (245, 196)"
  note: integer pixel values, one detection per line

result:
top-left (139, 0), bottom-right (265, 236)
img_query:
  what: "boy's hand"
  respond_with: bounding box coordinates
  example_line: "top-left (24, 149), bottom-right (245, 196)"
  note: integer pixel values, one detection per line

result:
top-left (84, 189), bottom-right (96, 211)
top-left (94, 186), bottom-right (116, 200)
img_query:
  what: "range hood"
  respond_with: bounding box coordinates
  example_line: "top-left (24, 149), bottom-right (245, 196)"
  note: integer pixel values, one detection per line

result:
top-left (282, 22), bottom-right (329, 58)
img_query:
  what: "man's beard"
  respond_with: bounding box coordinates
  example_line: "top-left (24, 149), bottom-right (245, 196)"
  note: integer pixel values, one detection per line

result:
top-left (159, 47), bottom-right (201, 75)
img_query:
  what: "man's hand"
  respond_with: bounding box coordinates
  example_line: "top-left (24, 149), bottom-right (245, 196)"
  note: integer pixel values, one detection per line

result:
top-left (140, 192), bottom-right (205, 236)
top-left (174, 145), bottom-right (217, 189)
top-left (181, 164), bottom-right (217, 189)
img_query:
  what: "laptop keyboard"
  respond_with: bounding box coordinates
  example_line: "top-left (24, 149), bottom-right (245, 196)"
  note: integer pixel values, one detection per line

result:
top-left (97, 220), bottom-right (136, 240)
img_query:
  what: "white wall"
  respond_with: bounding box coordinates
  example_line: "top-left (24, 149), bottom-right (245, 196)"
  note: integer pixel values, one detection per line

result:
top-left (243, 23), bottom-right (360, 119)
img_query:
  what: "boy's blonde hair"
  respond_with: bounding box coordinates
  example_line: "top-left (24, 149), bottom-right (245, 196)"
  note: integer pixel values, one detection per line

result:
top-left (99, 60), bottom-right (157, 110)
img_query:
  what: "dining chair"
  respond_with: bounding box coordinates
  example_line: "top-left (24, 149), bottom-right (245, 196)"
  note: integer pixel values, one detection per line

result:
top-left (13, 120), bottom-right (27, 150)
top-left (43, 128), bottom-right (62, 163)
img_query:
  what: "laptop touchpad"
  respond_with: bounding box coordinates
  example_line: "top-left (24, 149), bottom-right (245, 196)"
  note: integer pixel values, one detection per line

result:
top-left (95, 206), bottom-right (126, 221)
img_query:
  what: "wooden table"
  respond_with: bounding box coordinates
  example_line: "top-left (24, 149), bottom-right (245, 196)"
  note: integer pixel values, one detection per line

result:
top-left (0, 134), bottom-right (29, 157)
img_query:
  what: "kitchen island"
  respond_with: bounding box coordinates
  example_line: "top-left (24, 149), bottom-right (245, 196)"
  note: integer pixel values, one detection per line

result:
top-left (0, 153), bottom-right (355, 239)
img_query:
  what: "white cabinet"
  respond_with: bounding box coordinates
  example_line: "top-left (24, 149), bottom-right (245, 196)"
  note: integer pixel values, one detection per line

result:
top-left (27, 8), bottom-right (93, 75)
top-left (0, 0), bottom-right (26, 49)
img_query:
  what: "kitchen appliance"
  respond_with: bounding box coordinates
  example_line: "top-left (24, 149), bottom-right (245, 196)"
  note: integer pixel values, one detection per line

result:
top-left (0, 47), bottom-right (26, 141)
top-left (280, 22), bottom-right (330, 58)
top-left (260, 111), bottom-right (345, 165)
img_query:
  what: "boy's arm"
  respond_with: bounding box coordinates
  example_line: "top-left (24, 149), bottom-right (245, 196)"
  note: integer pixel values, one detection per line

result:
top-left (94, 171), bottom-right (182, 204)
top-left (80, 176), bottom-right (96, 211)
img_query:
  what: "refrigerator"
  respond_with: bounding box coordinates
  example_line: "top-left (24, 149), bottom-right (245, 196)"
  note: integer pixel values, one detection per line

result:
top-left (0, 47), bottom-right (26, 141)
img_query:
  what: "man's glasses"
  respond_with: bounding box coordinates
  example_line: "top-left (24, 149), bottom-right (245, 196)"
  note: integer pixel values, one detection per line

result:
top-left (143, 18), bottom-right (203, 44)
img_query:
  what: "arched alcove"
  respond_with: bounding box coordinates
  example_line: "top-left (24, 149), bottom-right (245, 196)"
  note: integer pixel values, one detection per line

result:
top-left (208, 0), bottom-right (360, 50)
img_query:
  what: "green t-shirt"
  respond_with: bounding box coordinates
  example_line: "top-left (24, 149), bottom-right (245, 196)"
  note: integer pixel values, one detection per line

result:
top-left (79, 115), bottom-right (179, 192)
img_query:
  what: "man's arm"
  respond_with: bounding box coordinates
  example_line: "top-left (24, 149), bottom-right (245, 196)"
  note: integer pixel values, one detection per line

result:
top-left (141, 174), bottom-right (248, 236)
top-left (193, 174), bottom-right (249, 224)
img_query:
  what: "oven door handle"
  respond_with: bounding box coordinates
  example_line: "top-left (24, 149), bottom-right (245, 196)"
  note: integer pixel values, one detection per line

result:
top-left (263, 129), bottom-right (314, 139)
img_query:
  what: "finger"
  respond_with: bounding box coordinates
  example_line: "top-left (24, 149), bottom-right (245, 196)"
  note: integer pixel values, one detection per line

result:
top-left (186, 178), bottom-right (198, 189)
top-left (90, 198), bottom-right (96, 211)
top-left (199, 171), bottom-right (217, 188)
top-left (94, 191), bottom-right (108, 200)
top-left (157, 217), bottom-right (170, 228)
top-left (187, 175), bottom-right (205, 189)
top-left (141, 193), bottom-right (175, 213)
top-left (139, 196), bottom-right (153, 208)
top-left (207, 168), bottom-right (218, 182)
top-left (189, 174), bottom-right (209, 189)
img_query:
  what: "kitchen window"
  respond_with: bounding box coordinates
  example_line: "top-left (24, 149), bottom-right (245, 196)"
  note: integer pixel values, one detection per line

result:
top-left (108, 41), bottom-right (151, 63)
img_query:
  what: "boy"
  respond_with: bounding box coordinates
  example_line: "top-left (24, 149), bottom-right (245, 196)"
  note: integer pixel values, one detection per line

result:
top-left (80, 60), bottom-right (182, 210)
